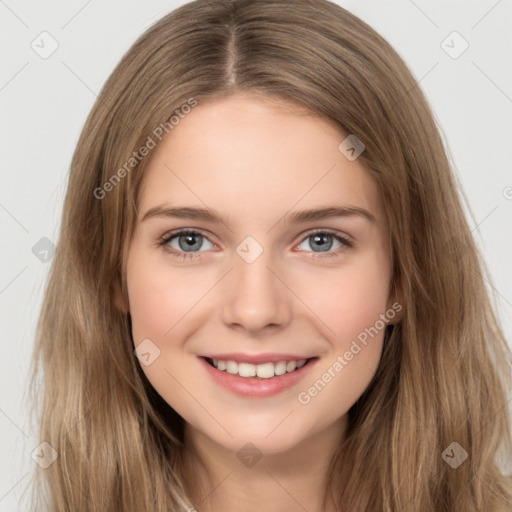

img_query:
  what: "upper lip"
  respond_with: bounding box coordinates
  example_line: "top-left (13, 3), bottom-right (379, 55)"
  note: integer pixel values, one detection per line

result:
top-left (201, 353), bottom-right (315, 365)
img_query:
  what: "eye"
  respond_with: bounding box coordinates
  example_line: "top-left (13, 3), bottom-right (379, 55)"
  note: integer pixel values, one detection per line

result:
top-left (158, 229), bottom-right (215, 259)
top-left (296, 230), bottom-right (352, 256)
top-left (158, 228), bottom-right (353, 261)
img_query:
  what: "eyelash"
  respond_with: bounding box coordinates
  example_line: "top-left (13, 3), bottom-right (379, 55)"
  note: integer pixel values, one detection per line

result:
top-left (157, 228), bottom-right (353, 261)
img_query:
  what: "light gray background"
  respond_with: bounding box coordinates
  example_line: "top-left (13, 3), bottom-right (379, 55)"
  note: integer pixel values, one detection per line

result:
top-left (1, 0), bottom-right (511, 509)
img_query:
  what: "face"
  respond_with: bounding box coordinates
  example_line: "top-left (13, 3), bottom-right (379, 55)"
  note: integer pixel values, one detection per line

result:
top-left (123, 92), bottom-right (398, 455)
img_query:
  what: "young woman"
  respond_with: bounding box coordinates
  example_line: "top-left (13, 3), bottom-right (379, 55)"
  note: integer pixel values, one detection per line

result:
top-left (31, 0), bottom-right (512, 510)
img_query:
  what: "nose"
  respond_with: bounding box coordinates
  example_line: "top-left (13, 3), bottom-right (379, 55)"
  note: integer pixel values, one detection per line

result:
top-left (221, 250), bottom-right (292, 334)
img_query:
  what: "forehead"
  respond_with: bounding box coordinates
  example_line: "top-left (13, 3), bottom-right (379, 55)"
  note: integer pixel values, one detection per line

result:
top-left (137, 93), bottom-right (385, 229)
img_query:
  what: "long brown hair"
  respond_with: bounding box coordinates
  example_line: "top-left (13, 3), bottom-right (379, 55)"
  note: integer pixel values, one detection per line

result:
top-left (31, 0), bottom-right (512, 510)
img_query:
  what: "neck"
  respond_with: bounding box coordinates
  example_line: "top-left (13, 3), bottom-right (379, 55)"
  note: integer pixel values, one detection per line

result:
top-left (181, 416), bottom-right (347, 512)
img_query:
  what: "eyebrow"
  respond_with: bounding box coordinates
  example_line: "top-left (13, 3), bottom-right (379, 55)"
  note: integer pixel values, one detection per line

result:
top-left (141, 204), bottom-right (375, 226)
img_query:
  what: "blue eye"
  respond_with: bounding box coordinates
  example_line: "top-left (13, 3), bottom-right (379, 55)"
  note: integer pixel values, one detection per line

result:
top-left (297, 231), bottom-right (352, 254)
top-left (158, 229), bottom-right (352, 261)
top-left (159, 230), bottom-right (214, 260)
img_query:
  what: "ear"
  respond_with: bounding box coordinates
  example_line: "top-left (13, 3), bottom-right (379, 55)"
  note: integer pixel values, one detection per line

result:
top-left (112, 273), bottom-right (130, 315)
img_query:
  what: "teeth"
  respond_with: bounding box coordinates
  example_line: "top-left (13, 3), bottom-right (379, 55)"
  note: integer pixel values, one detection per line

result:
top-left (238, 362), bottom-right (256, 377)
top-left (210, 358), bottom-right (309, 378)
top-left (226, 360), bottom-right (238, 375)
top-left (256, 362), bottom-right (274, 379)
top-left (286, 361), bottom-right (297, 372)
top-left (274, 361), bottom-right (287, 375)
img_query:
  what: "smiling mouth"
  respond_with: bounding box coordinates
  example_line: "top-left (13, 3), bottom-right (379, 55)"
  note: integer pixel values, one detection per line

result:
top-left (204, 357), bottom-right (316, 379)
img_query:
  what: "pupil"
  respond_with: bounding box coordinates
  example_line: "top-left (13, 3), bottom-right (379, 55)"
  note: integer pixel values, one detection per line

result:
top-left (311, 234), bottom-right (332, 252)
top-left (179, 234), bottom-right (202, 251)
top-left (176, 234), bottom-right (333, 253)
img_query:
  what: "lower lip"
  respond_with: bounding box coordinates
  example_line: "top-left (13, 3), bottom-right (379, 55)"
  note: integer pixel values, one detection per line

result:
top-left (199, 357), bottom-right (318, 398)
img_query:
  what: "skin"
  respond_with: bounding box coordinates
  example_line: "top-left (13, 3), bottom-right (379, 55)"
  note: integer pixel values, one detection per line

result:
top-left (121, 92), bottom-right (401, 512)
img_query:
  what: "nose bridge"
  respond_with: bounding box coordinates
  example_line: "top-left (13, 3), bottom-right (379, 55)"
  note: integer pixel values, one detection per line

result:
top-left (221, 240), bottom-right (291, 332)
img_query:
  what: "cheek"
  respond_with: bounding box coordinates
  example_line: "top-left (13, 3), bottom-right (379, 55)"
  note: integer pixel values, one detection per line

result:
top-left (125, 252), bottom-right (205, 415)
top-left (297, 252), bottom-right (391, 345)
top-left (126, 252), bottom-right (211, 343)
top-left (295, 265), bottom-right (390, 415)
top-left (127, 274), bottom-right (173, 343)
